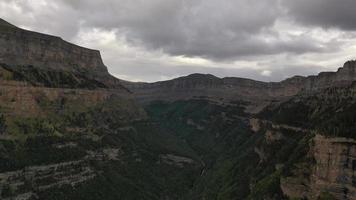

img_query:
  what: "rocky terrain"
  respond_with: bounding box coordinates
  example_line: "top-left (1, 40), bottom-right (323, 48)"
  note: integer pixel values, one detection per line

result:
top-left (1, 18), bottom-right (356, 200)
top-left (281, 135), bottom-right (356, 200)
top-left (0, 19), bottom-right (200, 200)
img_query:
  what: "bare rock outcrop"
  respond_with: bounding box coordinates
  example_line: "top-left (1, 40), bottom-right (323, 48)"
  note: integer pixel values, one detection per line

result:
top-left (281, 134), bottom-right (356, 200)
top-left (0, 19), bottom-right (145, 124)
top-left (0, 19), bottom-right (107, 78)
top-left (0, 18), bottom-right (128, 90)
top-left (158, 154), bottom-right (196, 168)
top-left (0, 160), bottom-right (95, 200)
top-left (310, 135), bottom-right (356, 200)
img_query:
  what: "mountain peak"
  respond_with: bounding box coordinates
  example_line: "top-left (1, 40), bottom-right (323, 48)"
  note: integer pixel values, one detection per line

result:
top-left (185, 73), bottom-right (219, 80)
top-left (340, 60), bottom-right (356, 71)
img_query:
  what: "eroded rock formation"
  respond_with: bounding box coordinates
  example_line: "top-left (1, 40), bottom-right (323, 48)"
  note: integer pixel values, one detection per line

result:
top-left (280, 134), bottom-right (356, 200)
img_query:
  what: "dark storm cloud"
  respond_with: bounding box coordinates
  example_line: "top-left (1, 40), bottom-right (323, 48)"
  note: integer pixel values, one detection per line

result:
top-left (283, 0), bottom-right (356, 30)
top-left (55, 0), bottom-right (338, 60)
top-left (1, 0), bottom-right (346, 61)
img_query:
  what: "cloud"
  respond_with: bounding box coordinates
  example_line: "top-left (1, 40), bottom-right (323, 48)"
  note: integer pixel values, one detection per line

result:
top-left (0, 0), bottom-right (81, 38)
top-left (261, 70), bottom-right (272, 77)
top-left (0, 0), bottom-right (355, 82)
top-left (283, 0), bottom-right (356, 31)
top-left (57, 0), bottom-right (338, 60)
top-left (3, 0), bottom-right (339, 60)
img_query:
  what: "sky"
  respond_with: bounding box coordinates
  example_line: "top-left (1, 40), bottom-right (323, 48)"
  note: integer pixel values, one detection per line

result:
top-left (1, 0), bottom-right (356, 82)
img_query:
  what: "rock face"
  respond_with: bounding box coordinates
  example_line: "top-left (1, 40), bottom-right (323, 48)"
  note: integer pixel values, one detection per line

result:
top-left (158, 154), bottom-right (196, 168)
top-left (0, 19), bottom-right (149, 200)
top-left (0, 18), bottom-right (143, 120)
top-left (305, 61), bottom-right (356, 91)
top-left (0, 18), bottom-right (126, 89)
top-left (0, 160), bottom-right (96, 200)
top-left (311, 135), bottom-right (356, 200)
top-left (123, 61), bottom-right (356, 113)
top-left (281, 135), bottom-right (356, 200)
top-left (0, 19), bottom-right (107, 77)
top-left (0, 18), bottom-right (205, 200)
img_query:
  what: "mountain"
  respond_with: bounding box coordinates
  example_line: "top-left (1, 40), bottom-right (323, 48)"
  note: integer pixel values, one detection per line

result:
top-left (126, 61), bottom-right (356, 199)
top-left (1, 18), bottom-right (356, 200)
top-left (0, 18), bottom-right (128, 89)
top-left (0, 19), bottom-right (201, 200)
top-left (123, 60), bottom-right (356, 112)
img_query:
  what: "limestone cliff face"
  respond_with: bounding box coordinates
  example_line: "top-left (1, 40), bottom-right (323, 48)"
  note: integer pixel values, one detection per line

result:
top-left (281, 135), bottom-right (356, 200)
top-left (0, 160), bottom-right (96, 200)
top-left (311, 135), bottom-right (356, 200)
top-left (0, 19), bottom-right (107, 77)
top-left (0, 18), bottom-right (127, 90)
top-left (0, 19), bottom-right (143, 120)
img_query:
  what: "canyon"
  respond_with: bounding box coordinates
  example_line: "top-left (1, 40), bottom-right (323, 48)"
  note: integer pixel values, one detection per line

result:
top-left (0, 18), bottom-right (356, 200)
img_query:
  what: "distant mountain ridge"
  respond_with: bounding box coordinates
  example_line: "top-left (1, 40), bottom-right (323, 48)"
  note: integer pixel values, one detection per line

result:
top-left (123, 60), bottom-right (356, 112)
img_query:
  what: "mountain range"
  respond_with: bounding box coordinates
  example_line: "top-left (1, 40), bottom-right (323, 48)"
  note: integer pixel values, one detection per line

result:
top-left (0, 18), bottom-right (355, 200)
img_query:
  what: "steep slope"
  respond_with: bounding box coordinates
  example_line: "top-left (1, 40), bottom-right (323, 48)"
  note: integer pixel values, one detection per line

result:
top-left (0, 19), bottom-right (201, 200)
top-left (143, 98), bottom-right (318, 200)
top-left (0, 18), bottom-right (143, 126)
top-left (0, 18), bottom-right (124, 89)
top-left (250, 80), bottom-right (356, 199)
top-left (139, 82), bottom-right (356, 199)
top-left (125, 61), bottom-right (356, 199)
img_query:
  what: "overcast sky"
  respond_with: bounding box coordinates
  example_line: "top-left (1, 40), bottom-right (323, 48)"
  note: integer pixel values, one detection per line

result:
top-left (1, 0), bottom-right (356, 82)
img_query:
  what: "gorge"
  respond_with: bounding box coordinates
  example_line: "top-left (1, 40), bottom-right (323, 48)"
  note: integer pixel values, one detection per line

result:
top-left (0, 18), bottom-right (355, 200)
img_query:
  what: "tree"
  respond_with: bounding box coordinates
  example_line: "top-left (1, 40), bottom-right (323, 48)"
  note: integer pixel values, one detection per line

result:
top-left (0, 114), bottom-right (6, 134)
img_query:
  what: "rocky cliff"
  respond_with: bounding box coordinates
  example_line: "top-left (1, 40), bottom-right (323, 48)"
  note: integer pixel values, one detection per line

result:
top-left (0, 19), bottom-right (106, 76)
top-left (310, 135), bottom-right (356, 200)
top-left (123, 61), bottom-right (356, 112)
top-left (0, 18), bottom-right (141, 119)
top-left (281, 135), bottom-right (356, 200)
top-left (0, 18), bottom-right (125, 89)
top-left (0, 18), bottom-right (205, 200)
top-left (256, 79), bottom-right (356, 200)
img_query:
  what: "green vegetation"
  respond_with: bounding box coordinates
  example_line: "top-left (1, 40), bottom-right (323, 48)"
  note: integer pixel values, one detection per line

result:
top-left (318, 192), bottom-right (336, 200)
top-left (0, 113), bottom-right (6, 133)
top-left (1, 67), bottom-right (352, 199)
top-left (145, 100), bottom-right (310, 199)
top-left (0, 93), bottom-right (317, 200)
top-left (0, 136), bottom-right (87, 172)
top-left (0, 64), bottom-right (107, 89)
top-left (259, 84), bottom-right (356, 139)
top-left (0, 96), bottom-right (203, 199)
top-left (249, 170), bottom-right (282, 200)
